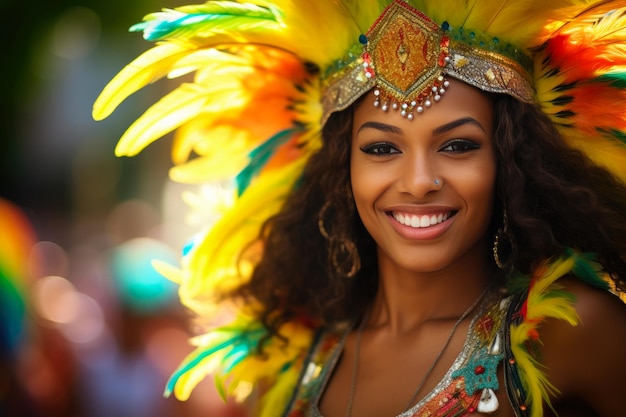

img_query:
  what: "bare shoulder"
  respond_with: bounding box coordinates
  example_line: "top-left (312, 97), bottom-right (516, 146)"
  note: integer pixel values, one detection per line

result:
top-left (538, 277), bottom-right (626, 416)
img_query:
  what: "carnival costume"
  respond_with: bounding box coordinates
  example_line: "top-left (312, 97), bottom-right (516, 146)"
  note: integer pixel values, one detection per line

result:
top-left (93, 1), bottom-right (626, 416)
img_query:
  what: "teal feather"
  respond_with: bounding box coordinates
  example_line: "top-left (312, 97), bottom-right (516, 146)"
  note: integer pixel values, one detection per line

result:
top-left (130, 2), bottom-right (280, 42)
top-left (595, 72), bottom-right (626, 88)
top-left (596, 128), bottom-right (626, 144)
top-left (505, 269), bottom-right (530, 294)
top-left (222, 343), bottom-right (254, 373)
top-left (279, 360), bottom-right (293, 373)
top-left (164, 326), bottom-right (265, 396)
top-left (566, 249), bottom-right (611, 290)
top-left (236, 128), bottom-right (299, 196)
top-left (164, 336), bottom-right (238, 396)
top-left (506, 249), bottom-right (611, 294)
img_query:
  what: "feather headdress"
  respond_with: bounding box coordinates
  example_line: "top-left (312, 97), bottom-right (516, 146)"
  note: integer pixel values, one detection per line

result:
top-left (93, 0), bottom-right (626, 414)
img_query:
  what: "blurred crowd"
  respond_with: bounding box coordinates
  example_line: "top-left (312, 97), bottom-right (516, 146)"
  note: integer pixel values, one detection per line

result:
top-left (1, 1), bottom-right (248, 416)
top-left (1, 198), bottom-right (248, 417)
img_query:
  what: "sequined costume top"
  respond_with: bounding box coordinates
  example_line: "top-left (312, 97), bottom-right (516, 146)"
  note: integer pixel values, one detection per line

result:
top-left (283, 291), bottom-right (524, 417)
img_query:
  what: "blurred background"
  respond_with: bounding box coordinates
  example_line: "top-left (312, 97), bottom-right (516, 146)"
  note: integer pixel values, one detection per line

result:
top-left (1, 1), bottom-right (246, 415)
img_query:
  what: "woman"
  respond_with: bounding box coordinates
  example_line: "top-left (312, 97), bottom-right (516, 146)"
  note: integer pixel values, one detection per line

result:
top-left (93, 0), bottom-right (626, 416)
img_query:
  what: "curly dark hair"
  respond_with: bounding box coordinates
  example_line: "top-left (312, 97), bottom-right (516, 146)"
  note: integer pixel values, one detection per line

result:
top-left (233, 93), bottom-right (626, 344)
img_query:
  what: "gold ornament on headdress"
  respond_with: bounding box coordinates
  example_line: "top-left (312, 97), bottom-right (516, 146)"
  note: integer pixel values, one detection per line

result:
top-left (364, 1), bottom-right (451, 119)
top-left (322, 0), bottom-right (534, 122)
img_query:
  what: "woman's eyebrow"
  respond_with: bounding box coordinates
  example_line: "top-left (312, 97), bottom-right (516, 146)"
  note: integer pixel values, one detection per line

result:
top-left (356, 121), bottom-right (403, 135)
top-left (432, 117), bottom-right (486, 135)
top-left (356, 117), bottom-right (486, 136)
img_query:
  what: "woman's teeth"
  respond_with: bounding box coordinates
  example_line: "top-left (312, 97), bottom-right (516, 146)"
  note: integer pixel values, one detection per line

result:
top-left (393, 212), bottom-right (450, 228)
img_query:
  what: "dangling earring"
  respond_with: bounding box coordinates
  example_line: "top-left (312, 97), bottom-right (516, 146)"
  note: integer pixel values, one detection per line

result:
top-left (493, 211), bottom-right (511, 269)
top-left (331, 239), bottom-right (361, 278)
top-left (317, 201), bottom-right (332, 240)
top-left (318, 201), bottom-right (361, 278)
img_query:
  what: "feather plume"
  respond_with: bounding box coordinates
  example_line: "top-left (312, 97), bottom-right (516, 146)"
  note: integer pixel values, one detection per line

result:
top-left (178, 158), bottom-right (306, 318)
top-left (165, 316), bottom-right (313, 413)
top-left (131, 2), bottom-right (281, 42)
top-left (510, 251), bottom-right (611, 416)
top-left (93, 42), bottom-right (195, 121)
top-left (115, 83), bottom-right (223, 157)
top-left (511, 256), bottom-right (578, 417)
top-left (535, 4), bottom-right (626, 183)
top-left (415, 0), bottom-right (597, 46)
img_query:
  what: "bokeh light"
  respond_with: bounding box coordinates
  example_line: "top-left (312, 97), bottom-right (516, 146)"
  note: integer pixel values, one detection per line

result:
top-left (2, 0), bottom-right (249, 416)
top-left (109, 237), bottom-right (178, 314)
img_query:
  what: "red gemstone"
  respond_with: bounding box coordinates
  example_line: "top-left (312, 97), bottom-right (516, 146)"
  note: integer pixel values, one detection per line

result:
top-left (438, 53), bottom-right (447, 67)
top-left (478, 316), bottom-right (494, 335)
top-left (474, 365), bottom-right (486, 375)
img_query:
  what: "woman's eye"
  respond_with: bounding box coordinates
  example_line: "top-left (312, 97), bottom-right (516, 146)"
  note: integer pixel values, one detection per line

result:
top-left (360, 142), bottom-right (400, 155)
top-left (440, 139), bottom-right (480, 153)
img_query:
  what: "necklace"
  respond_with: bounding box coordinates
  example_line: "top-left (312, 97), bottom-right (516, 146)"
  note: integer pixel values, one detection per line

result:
top-left (345, 286), bottom-right (490, 417)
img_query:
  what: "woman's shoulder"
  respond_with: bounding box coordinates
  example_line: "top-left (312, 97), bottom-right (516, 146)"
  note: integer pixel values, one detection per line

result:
top-left (538, 277), bottom-right (626, 414)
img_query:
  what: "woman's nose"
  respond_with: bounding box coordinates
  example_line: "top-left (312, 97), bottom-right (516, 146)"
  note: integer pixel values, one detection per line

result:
top-left (396, 155), bottom-right (441, 197)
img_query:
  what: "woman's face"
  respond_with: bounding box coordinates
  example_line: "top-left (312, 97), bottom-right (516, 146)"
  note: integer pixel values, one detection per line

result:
top-left (350, 79), bottom-right (496, 274)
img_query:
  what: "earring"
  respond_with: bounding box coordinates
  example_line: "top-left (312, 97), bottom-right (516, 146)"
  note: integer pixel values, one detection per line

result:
top-left (318, 201), bottom-right (361, 278)
top-left (331, 238), bottom-right (361, 278)
top-left (493, 211), bottom-right (511, 269)
top-left (317, 201), bottom-right (333, 239)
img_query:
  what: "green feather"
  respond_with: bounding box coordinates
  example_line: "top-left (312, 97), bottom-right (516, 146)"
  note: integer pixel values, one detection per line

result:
top-left (566, 249), bottom-right (611, 290)
top-left (131, 1), bottom-right (280, 42)
top-left (222, 343), bottom-right (253, 373)
top-left (236, 128), bottom-right (299, 196)
top-left (596, 128), bottom-right (626, 145)
top-left (164, 325), bottom-right (266, 396)
top-left (595, 72), bottom-right (626, 88)
top-left (164, 336), bottom-right (237, 396)
top-left (213, 372), bottom-right (228, 401)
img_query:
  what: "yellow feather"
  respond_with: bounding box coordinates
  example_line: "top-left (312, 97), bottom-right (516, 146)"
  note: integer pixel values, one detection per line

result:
top-left (258, 367), bottom-right (300, 417)
top-left (93, 42), bottom-right (195, 121)
top-left (415, 0), bottom-right (594, 47)
top-left (511, 255), bottom-right (582, 416)
top-left (528, 257), bottom-right (575, 301)
top-left (169, 130), bottom-right (251, 184)
top-left (151, 259), bottom-right (183, 285)
top-left (559, 128), bottom-right (626, 185)
top-left (172, 348), bottom-right (226, 400)
top-left (260, 0), bottom-right (381, 68)
top-left (115, 82), bottom-right (243, 157)
top-left (511, 324), bottom-right (558, 417)
top-left (179, 159), bottom-right (306, 315)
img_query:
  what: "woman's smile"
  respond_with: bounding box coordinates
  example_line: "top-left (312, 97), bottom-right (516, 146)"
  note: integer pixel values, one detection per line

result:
top-left (391, 210), bottom-right (456, 228)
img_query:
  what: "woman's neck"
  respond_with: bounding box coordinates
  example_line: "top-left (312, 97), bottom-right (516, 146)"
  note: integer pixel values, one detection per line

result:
top-left (368, 248), bottom-right (496, 336)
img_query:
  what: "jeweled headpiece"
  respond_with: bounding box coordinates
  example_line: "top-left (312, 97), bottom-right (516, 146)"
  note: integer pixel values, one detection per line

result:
top-left (322, 0), bottom-right (534, 121)
top-left (93, 0), bottom-right (626, 415)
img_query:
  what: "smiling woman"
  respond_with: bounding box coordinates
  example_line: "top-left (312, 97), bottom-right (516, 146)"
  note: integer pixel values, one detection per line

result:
top-left (93, 1), bottom-right (626, 416)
